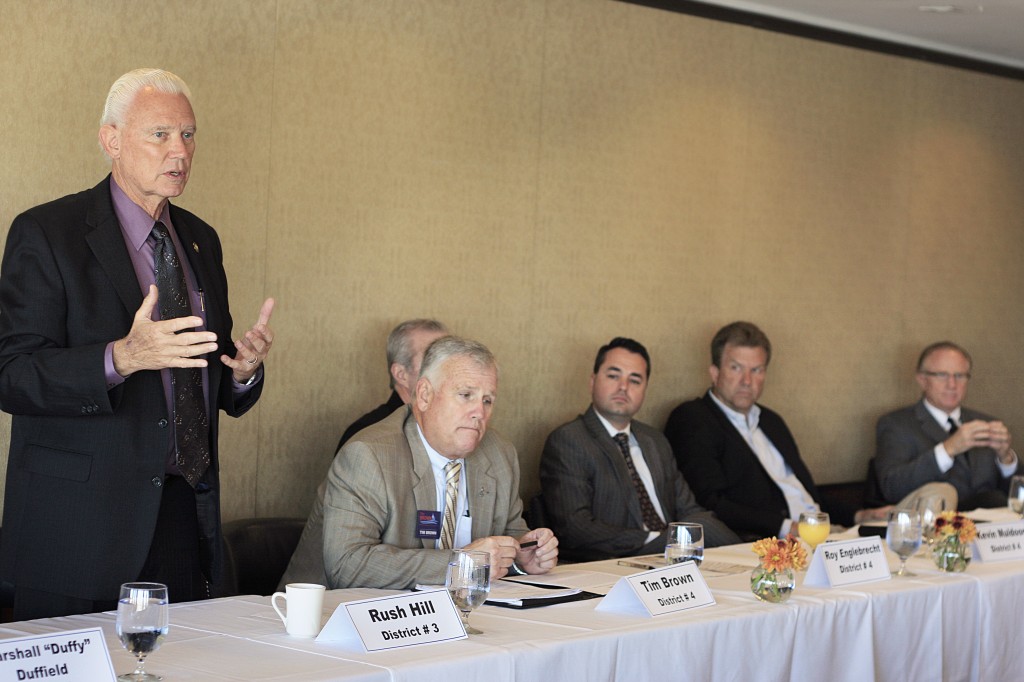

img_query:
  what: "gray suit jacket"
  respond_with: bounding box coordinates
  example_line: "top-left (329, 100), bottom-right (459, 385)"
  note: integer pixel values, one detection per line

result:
top-left (281, 406), bottom-right (529, 589)
top-left (539, 406), bottom-right (739, 562)
top-left (875, 399), bottom-right (1021, 504)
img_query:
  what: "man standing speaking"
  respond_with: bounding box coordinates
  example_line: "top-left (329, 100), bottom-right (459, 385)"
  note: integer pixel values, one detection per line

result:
top-left (0, 68), bottom-right (274, 619)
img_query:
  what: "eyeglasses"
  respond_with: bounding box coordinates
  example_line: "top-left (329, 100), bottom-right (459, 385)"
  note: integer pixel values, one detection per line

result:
top-left (919, 371), bottom-right (971, 382)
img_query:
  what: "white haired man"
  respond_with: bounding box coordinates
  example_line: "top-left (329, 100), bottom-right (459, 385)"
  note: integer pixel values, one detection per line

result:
top-left (0, 68), bottom-right (274, 619)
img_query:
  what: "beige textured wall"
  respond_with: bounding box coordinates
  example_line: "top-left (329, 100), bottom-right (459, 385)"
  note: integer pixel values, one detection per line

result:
top-left (1, 0), bottom-right (1022, 523)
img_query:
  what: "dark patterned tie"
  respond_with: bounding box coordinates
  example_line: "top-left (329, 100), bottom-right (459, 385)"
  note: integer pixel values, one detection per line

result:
top-left (947, 417), bottom-right (959, 434)
top-left (152, 222), bottom-right (210, 487)
top-left (613, 432), bottom-right (666, 532)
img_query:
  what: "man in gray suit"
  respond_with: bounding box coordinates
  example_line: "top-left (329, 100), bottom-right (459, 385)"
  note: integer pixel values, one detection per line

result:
top-left (282, 336), bottom-right (558, 589)
top-left (875, 341), bottom-right (1021, 509)
top-left (539, 337), bottom-right (738, 562)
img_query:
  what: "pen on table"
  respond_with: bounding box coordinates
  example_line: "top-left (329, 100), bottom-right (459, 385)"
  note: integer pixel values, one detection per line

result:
top-left (519, 540), bottom-right (538, 548)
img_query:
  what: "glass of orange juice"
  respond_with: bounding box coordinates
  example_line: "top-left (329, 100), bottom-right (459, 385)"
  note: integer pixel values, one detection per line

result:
top-left (798, 511), bottom-right (830, 554)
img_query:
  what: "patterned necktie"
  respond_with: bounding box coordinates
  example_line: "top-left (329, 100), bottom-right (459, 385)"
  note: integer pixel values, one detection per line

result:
top-left (440, 459), bottom-right (462, 550)
top-left (947, 417), bottom-right (959, 434)
top-left (152, 222), bottom-right (210, 488)
top-left (614, 432), bottom-right (666, 532)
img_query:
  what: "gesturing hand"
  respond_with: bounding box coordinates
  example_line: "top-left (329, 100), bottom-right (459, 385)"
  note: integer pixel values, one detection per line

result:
top-left (221, 297), bottom-right (275, 384)
top-left (112, 285), bottom-right (218, 377)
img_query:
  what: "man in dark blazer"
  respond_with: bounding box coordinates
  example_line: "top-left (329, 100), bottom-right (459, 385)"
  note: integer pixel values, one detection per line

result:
top-left (540, 337), bottom-right (738, 562)
top-left (0, 69), bottom-right (274, 619)
top-left (334, 318), bottom-right (447, 454)
top-left (665, 322), bottom-right (887, 541)
top-left (874, 341), bottom-right (1020, 510)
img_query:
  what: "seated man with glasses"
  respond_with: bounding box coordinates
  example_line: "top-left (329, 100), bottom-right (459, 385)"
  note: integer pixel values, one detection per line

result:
top-left (873, 341), bottom-right (1021, 510)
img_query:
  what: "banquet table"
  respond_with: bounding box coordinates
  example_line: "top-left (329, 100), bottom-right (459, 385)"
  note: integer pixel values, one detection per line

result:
top-left (3, 510), bottom-right (1022, 682)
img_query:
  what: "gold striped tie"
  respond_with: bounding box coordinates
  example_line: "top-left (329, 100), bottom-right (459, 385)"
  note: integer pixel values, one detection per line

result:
top-left (440, 460), bottom-right (462, 550)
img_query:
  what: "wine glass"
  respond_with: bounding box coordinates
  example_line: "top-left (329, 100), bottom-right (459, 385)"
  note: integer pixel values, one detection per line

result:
top-left (665, 522), bottom-right (704, 566)
top-left (914, 494), bottom-right (948, 547)
top-left (886, 509), bottom-right (923, 577)
top-left (1008, 475), bottom-right (1024, 518)
top-left (445, 550), bottom-right (490, 635)
top-left (798, 511), bottom-right (830, 553)
top-left (115, 582), bottom-right (169, 682)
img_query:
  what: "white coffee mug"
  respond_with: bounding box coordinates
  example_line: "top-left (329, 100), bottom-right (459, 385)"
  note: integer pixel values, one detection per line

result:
top-left (271, 582), bottom-right (325, 637)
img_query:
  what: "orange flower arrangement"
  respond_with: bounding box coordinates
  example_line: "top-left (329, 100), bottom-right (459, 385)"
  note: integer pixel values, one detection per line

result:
top-left (933, 511), bottom-right (977, 544)
top-left (932, 510), bottom-right (975, 572)
top-left (751, 535), bottom-right (809, 572)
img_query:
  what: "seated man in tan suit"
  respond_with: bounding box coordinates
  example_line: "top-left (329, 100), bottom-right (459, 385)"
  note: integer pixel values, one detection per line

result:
top-left (281, 336), bottom-right (558, 589)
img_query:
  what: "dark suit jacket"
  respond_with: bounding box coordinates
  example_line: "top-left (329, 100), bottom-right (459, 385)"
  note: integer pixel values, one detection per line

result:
top-left (0, 177), bottom-right (262, 602)
top-left (664, 392), bottom-right (824, 540)
top-left (540, 405), bottom-right (738, 562)
top-left (335, 390), bottom-right (403, 455)
top-left (875, 399), bottom-right (1021, 505)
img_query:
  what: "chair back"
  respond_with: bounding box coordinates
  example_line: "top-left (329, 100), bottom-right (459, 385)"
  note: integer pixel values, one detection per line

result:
top-left (221, 517), bottom-right (305, 596)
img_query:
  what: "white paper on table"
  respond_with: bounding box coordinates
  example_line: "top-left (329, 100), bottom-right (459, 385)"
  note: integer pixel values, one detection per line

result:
top-left (505, 570), bottom-right (617, 593)
top-left (482, 580), bottom-right (581, 605)
top-left (616, 555), bottom-right (752, 578)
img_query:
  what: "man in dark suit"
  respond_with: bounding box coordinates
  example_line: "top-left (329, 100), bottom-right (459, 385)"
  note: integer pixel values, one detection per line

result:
top-left (665, 322), bottom-right (887, 541)
top-left (874, 341), bottom-right (1020, 510)
top-left (0, 69), bottom-right (274, 619)
top-left (539, 337), bottom-right (737, 562)
top-left (335, 318), bottom-right (447, 453)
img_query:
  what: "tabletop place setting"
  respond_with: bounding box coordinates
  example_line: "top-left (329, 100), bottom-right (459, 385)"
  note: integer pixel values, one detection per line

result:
top-left (115, 583), bottom-right (169, 682)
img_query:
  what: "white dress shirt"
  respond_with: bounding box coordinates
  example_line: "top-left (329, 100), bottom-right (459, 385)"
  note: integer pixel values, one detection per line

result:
top-left (709, 391), bottom-right (817, 537)
top-left (417, 424), bottom-right (472, 550)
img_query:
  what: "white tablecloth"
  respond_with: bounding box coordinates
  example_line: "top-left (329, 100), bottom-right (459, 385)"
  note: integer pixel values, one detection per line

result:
top-left (3, 510), bottom-right (1021, 681)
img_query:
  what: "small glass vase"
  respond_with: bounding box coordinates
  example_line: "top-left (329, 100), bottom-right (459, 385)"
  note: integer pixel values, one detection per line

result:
top-left (751, 566), bottom-right (795, 603)
top-left (932, 537), bottom-right (971, 572)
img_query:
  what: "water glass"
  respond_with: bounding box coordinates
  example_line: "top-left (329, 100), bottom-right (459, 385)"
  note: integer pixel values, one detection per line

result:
top-left (1009, 476), bottom-right (1024, 518)
top-left (116, 582), bottom-right (169, 682)
top-left (446, 550), bottom-right (490, 634)
top-left (914, 494), bottom-right (948, 546)
top-left (887, 509), bottom-right (923, 577)
top-left (665, 522), bottom-right (704, 566)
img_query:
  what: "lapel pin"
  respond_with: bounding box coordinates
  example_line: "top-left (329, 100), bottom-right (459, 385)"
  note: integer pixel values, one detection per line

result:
top-left (192, 242), bottom-right (199, 253)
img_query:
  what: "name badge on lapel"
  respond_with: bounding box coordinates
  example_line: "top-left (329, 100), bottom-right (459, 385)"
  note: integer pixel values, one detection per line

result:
top-left (416, 510), bottom-right (442, 540)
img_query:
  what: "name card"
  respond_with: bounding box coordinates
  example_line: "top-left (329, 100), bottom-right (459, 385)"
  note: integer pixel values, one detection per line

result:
top-left (0, 627), bottom-right (115, 681)
top-left (596, 561), bottom-right (714, 617)
top-left (316, 589), bottom-right (466, 652)
top-left (804, 537), bottom-right (890, 587)
top-left (972, 521), bottom-right (1024, 562)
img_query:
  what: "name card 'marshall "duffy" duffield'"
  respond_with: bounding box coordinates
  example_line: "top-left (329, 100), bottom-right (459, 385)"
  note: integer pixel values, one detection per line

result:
top-left (0, 628), bottom-right (116, 681)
